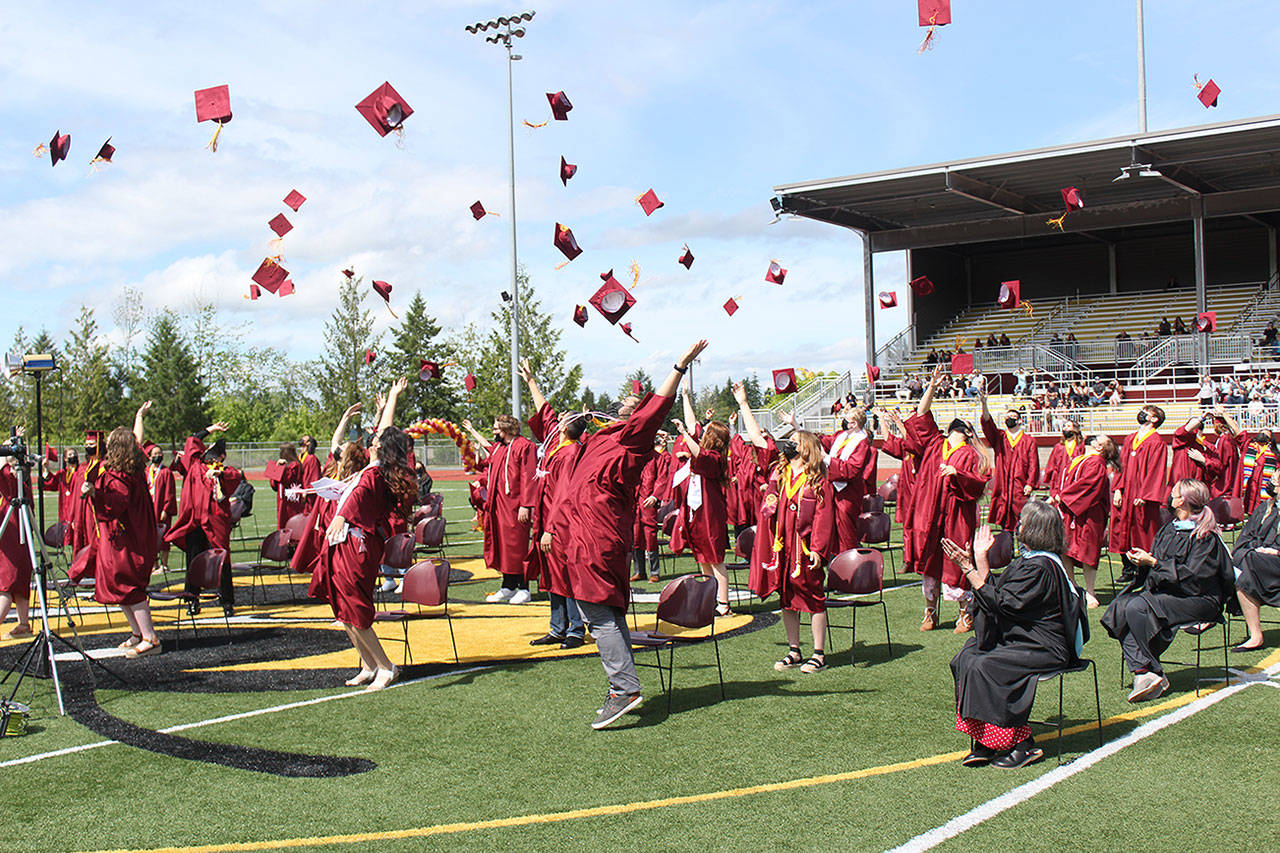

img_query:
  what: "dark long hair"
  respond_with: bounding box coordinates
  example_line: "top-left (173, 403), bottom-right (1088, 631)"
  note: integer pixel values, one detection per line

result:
top-left (102, 427), bottom-right (146, 478)
top-left (325, 443), bottom-right (368, 480)
top-left (699, 421), bottom-right (730, 482)
top-left (376, 427), bottom-right (417, 520)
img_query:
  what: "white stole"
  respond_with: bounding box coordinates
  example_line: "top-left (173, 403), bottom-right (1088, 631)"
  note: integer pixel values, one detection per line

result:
top-left (825, 429), bottom-right (865, 492)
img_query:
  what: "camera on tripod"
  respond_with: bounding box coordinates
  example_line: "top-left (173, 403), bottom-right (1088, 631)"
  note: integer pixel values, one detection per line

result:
top-left (0, 429), bottom-right (28, 462)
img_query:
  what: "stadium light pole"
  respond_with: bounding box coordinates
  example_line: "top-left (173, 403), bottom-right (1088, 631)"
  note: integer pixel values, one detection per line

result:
top-left (466, 10), bottom-right (535, 418)
top-left (1136, 0), bottom-right (1147, 133)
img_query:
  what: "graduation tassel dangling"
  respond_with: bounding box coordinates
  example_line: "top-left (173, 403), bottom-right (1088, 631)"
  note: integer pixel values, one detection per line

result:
top-left (206, 121), bottom-right (224, 153)
top-left (918, 14), bottom-right (939, 53)
top-left (1045, 212), bottom-right (1068, 232)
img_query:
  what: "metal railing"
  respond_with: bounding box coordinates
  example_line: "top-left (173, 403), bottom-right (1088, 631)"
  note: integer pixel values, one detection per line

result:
top-left (874, 326), bottom-right (913, 370)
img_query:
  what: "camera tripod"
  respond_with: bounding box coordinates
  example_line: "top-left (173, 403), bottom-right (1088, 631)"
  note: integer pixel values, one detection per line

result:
top-left (0, 450), bottom-right (120, 729)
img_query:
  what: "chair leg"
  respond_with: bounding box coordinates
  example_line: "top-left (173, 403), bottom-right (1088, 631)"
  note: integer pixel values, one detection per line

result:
top-left (880, 600), bottom-right (893, 660)
top-left (665, 643), bottom-right (676, 715)
top-left (401, 621), bottom-right (410, 667)
top-left (652, 646), bottom-right (666, 694)
top-left (850, 606), bottom-right (859, 667)
top-left (1091, 661), bottom-right (1103, 748)
top-left (445, 606), bottom-right (459, 664)
top-left (712, 628), bottom-right (725, 700)
top-left (1055, 673), bottom-right (1065, 765)
top-left (1194, 630), bottom-right (1203, 697)
top-left (1221, 621), bottom-right (1230, 688)
top-left (222, 609), bottom-right (233, 645)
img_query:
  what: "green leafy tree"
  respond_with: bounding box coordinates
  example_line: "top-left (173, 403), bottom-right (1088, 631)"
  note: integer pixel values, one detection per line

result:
top-left (135, 311), bottom-right (211, 447)
top-left (62, 306), bottom-right (125, 436)
top-left (387, 290), bottom-right (460, 422)
top-left (617, 368), bottom-right (654, 402)
top-left (318, 273), bottom-right (381, 427)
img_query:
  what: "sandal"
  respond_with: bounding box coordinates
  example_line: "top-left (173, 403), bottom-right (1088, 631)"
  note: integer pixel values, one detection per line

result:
top-left (773, 647), bottom-right (803, 671)
top-left (117, 634), bottom-right (143, 650)
top-left (3, 625), bottom-right (33, 640)
top-left (345, 668), bottom-right (376, 686)
top-left (715, 601), bottom-right (733, 617)
top-left (126, 638), bottom-right (162, 658)
top-left (800, 653), bottom-right (827, 674)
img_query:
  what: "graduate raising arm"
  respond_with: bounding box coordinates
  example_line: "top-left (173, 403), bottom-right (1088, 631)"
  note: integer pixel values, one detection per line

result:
top-left (330, 402), bottom-right (362, 457)
top-left (732, 382), bottom-right (768, 449)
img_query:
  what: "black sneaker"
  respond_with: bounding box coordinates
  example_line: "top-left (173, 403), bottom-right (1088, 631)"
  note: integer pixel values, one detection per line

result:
top-left (560, 636), bottom-right (585, 649)
top-left (592, 693), bottom-right (642, 730)
top-left (961, 743), bottom-right (996, 767)
top-left (186, 601), bottom-right (201, 616)
top-left (990, 739), bottom-right (1044, 769)
top-left (529, 633), bottom-right (565, 646)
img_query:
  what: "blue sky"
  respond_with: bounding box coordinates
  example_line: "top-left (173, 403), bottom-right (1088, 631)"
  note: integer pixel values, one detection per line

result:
top-left (2, 0), bottom-right (1277, 395)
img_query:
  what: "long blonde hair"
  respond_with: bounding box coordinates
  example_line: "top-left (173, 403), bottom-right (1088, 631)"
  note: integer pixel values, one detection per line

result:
top-left (775, 430), bottom-right (828, 504)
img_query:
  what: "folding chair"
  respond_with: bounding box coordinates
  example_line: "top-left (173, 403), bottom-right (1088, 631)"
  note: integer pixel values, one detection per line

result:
top-left (1030, 659), bottom-right (1103, 764)
top-left (823, 548), bottom-right (892, 666)
top-left (862, 493), bottom-right (885, 514)
top-left (56, 546), bottom-right (112, 628)
top-left (724, 526), bottom-right (755, 606)
top-left (414, 516), bottom-right (446, 556)
top-left (856, 511), bottom-right (901, 581)
top-left (234, 530), bottom-right (294, 608)
top-left (374, 558), bottom-right (458, 666)
top-left (877, 475), bottom-right (898, 513)
top-left (1117, 616), bottom-right (1230, 696)
top-left (376, 532), bottom-right (417, 609)
top-left (147, 548), bottom-right (233, 649)
top-left (283, 513), bottom-right (310, 545)
top-left (631, 574), bottom-right (725, 713)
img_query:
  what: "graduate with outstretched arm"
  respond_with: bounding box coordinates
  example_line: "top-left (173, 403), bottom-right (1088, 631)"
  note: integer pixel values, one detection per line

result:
top-left (144, 443), bottom-right (177, 572)
top-left (777, 406), bottom-right (875, 552)
top-left (1108, 405), bottom-right (1170, 583)
top-left (878, 407), bottom-right (917, 574)
top-left (674, 375), bottom-right (733, 615)
top-left (979, 387), bottom-right (1039, 531)
top-left (1042, 419), bottom-right (1084, 499)
top-left (548, 339), bottom-right (708, 730)
top-left (1206, 406), bottom-right (1245, 499)
top-left (463, 408), bottom-right (537, 605)
top-left (1169, 413), bottom-right (1222, 487)
top-left (1052, 435), bottom-right (1120, 608)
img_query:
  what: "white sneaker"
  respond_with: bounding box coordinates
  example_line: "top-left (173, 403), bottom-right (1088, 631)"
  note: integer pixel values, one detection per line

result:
top-left (1127, 671), bottom-right (1167, 703)
top-left (508, 589), bottom-right (532, 605)
top-left (486, 588), bottom-right (515, 603)
top-left (379, 578), bottom-right (397, 593)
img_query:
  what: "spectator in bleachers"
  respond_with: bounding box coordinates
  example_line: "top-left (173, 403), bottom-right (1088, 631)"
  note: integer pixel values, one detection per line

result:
top-left (1260, 321), bottom-right (1278, 350)
top-left (1198, 375), bottom-right (1217, 408)
top-left (1158, 316), bottom-right (1172, 336)
top-left (1249, 392), bottom-right (1266, 421)
top-left (1108, 381), bottom-right (1124, 406)
top-left (1089, 379), bottom-right (1107, 406)
top-left (1067, 382), bottom-right (1087, 408)
top-left (909, 375), bottom-right (924, 400)
top-left (845, 392), bottom-right (857, 408)
top-left (986, 333), bottom-right (999, 348)
top-left (965, 372), bottom-right (982, 399)
top-left (1049, 332), bottom-right (1063, 350)
top-left (999, 332), bottom-right (1011, 347)
top-left (1174, 316), bottom-right (1189, 335)
top-left (1226, 380), bottom-right (1247, 406)
top-left (974, 337), bottom-right (983, 350)
top-left (1013, 369), bottom-right (1030, 397)
top-left (1116, 330), bottom-right (1131, 341)
top-left (926, 349), bottom-right (938, 366)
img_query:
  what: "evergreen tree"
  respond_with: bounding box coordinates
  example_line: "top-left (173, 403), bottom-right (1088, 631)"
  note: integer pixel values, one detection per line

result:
top-left (617, 368), bottom-right (654, 402)
top-left (318, 273), bottom-right (381, 426)
top-left (388, 290), bottom-right (460, 422)
top-left (135, 311), bottom-right (211, 447)
top-left (62, 306), bottom-right (124, 436)
top-left (0, 327), bottom-right (29, 434)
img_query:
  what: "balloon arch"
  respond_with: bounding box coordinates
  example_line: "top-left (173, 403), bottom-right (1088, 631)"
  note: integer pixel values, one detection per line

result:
top-left (404, 419), bottom-right (480, 473)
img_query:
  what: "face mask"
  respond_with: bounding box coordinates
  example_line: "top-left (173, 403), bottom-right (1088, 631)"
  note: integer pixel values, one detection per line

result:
top-left (492, 432), bottom-right (503, 444)
top-left (1137, 411), bottom-right (1148, 425)
top-left (1266, 482), bottom-right (1278, 498)
top-left (1005, 416), bottom-right (1020, 429)
top-left (1062, 429), bottom-right (1075, 439)
top-left (778, 440), bottom-right (799, 460)
top-left (66, 456), bottom-right (78, 466)
top-left (150, 456), bottom-right (162, 466)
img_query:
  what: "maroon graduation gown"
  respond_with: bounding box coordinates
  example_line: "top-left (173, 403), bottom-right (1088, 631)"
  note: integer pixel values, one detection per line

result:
top-left (0, 466), bottom-right (34, 596)
top-left (1057, 452), bottom-right (1110, 568)
top-left (1169, 425), bottom-right (1221, 488)
top-left (147, 463), bottom-right (177, 527)
top-left (671, 450), bottom-right (729, 564)
top-left (821, 430), bottom-right (874, 551)
top-left (164, 435), bottom-right (243, 553)
top-left (525, 403), bottom-right (580, 595)
top-left (879, 433), bottom-right (918, 571)
top-left (981, 416), bottom-right (1040, 530)
top-left (749, 469), bottom-right (836, 612)
top-left (266, 459), bottom-right (309, 530)
top-left (299, 452), bottom-right (323, 511)
top-left (1042, 439), bottom-right (1084, 499)
top-left (1108, 429), bottom-right (1168, 554)
top-left (480, 435), bottom-right (535, 577)
top-left (90, 468), bottom-right (158, 606)
top-left (312, 466), bottom-right (394, 629)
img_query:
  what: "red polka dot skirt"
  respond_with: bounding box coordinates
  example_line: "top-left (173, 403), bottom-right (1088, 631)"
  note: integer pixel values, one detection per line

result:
top-left (955, 710), bottom-right (1031, 751)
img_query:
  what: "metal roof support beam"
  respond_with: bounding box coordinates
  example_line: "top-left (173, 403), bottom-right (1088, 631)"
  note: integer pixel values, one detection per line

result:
top-left (861, 229), bottom-right (876, 373)
top-left (944, 171), bottom-right (1036, 215)
top-left (1193, 199), bottom-right (1208, 367)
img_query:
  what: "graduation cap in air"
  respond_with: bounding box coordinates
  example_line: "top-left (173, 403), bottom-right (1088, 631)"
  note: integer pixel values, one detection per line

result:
top-left (772, 368), bottom-right (798, 395)
top-left (560, 156), bottom-right (577, 186)
top-left (866, 363), bottom-right (881, 383)
top-left (620, 322), bottom-right (638, 342)
top-left (997, 280), bottom-right (1021, 310)
top-left (364, 349), bottom-right (377, 365)
top-left (278, 280), bottom-right (295, 297)
top-left (909, 275), bottom-right (934, 297)
top-left (573, 305), bottom-right (589, 327)
top-left (723, 297), bottom-right (739, 316)
top-left (678, 246), bottom-right (694, 269)
top-left (372, 280), bottom-right (397, 317)
top-left (465, 373), bottom-right (478, 392)
top-left (248, 283), bottom-right (262, 301)
top-left (554, 223), bottom-right (582, 264)
top-left (1196, 77), bottom-right (1221, 108)
top-left (356, 82), bottom-right (413, 136)
top-left (879, 291), bottom-right (898, 308)
top-left (268, 214), bottom-right (293, 238)
top-left (951, 352), bottom-right (973, 375)
top-left (547, 91), bottom-right (572, 120)
top-left (765, 261), bottom-right (787, 284)
top-left (251, 257), bottom-right (289, 294)
top-left (194, 84), bottom-right (232, 150)
top-left (283, 189), bottom-right (306, 211)
top-left (42, 131), bottom-right (71, 166)
top-left (1061, 187), bottom-right (1085, 210)
top-left (91, 138), bottom-right (114, 166)
top-left (471, 201), bottom-right (497, 219)
top-left (917, 0), bottom-right (950, 51)
top-left (631, 380), bottom-right (644, 395)
top-left (342, 268), bottom-right (355, 278)
top-left (589, 271), bottom-right (636, 324)
top-left (1196, 311), bottom-right (1217, 333)
top-left (45, 444), bottom-right (57, 463)
top-left (419, 359), bottom-right (441, 380)
top-left (637, 189), bottom-right (663, 216)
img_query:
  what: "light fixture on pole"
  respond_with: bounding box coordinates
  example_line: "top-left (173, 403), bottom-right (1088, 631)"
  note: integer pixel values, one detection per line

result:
top-left (466, 10), bottom-right (535, 418)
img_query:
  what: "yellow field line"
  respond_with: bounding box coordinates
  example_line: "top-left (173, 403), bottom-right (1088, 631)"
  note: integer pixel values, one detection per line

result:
top-left (84, 651), bottom-right (1280, 853)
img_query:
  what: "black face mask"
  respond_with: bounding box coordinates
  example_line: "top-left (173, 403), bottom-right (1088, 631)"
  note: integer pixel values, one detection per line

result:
top-left (1062, 429), bottom-right (1076, 439)
top-left (66, 456), bottom-right (78, 466)
top-left (1137, 411), bottom-right (1148, 425)
top-left (150, 456), bottom-right (162, 466)
top-left (1005, 416), bottom-right (1020, 429)
top-left (1266, 482), bottom-right (1278, 498)
top-left (778, 440), bottom-right (799, 460)
top-left (492, 432), bottom-right (503, 444)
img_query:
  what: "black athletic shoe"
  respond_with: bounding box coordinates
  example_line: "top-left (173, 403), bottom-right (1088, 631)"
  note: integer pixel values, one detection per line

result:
top-left (186, 601), bottom-right (201, 616)
top-left (222, 604), bottom-right (235, 618)
top-left (961, 743), bottom-right (996, 767)
top-left (529, 633), bottom-right (565, 646)
top-left (990, 739), bottom-right (1044, 769)
top-left (560, 636), bottom-right (585, 649)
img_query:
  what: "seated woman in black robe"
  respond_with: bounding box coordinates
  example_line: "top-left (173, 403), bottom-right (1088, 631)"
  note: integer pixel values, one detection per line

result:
top-left (1229, 471), bottom-right (1280, 652)
top-left (943, 501), bottom-right (1087, 769)
top-left (1102, 478), bottom-right (1233, 703)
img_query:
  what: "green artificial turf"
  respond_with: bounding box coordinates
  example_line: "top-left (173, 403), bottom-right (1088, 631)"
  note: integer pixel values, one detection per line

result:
top-left (3, 480), bottom-right (1277, 852)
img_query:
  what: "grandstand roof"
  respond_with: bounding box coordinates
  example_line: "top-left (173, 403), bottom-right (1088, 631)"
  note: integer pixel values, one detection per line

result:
top-left (773, 114), bottom-right (1280, 252)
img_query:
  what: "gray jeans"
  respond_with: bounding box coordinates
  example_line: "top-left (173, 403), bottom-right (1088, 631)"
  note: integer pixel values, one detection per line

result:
top-left (576, 600), bottom-right (640, 695)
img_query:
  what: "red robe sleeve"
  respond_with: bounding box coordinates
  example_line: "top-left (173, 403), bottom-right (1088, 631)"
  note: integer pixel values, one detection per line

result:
top-left (527, 402), bottom-right (558, 444)
top-left (1042, 443), bottom-right (1065, 489)
top-left (514, 438), bottom-right (537, 510)
top-left (156, 468), bottom-right (177, 517)
top-left (979, 413), bottom-right (1003, 452)
top-left (812, 478), bottom-right (838, 560)
top-left (945, 446), bottom-right (989, 501)
top-left (691, 449), bottom-right (723, 480)
top-left (1058, 455), bottom-right (1106, 516)
top-left (880, 433), bottom-right (908, 460)
top-left (904, 411), bottom-right (943, 459)
top-left (218, 467), bottom-right (245, 501)
top-left (826, 437), bottom-right (872, 484)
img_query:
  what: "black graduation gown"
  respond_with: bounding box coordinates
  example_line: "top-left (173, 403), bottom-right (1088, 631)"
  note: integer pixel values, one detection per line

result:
top-left (1102, 523), bottom-right (1233, 642)
top-left (950, 555), bottom-right (1086, 728)
top-left (1231, 501), bottom-right (1280, 608)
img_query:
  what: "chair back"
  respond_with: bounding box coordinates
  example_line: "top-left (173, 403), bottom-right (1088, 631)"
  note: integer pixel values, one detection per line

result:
top-left (662, 512), bottom-right (676, 537)
top-left (416, 516), bottom-right (446, 548)
top-left (863, 494), bottom-right (885, 514)
top-left (229, 500), bottom-right (246, 525)
top-left (43, 521), bottom-right (69, 549)
top-left (156, 521), bottom-right (168, 540)
top-left (734, 526), bottom-right (756, 560)
top-left (383, 532), bottom-right (416, 569)
top-left (259, 530), bottom-right (292, 563)
top-left (657, 500), bottom-right (676, 524)
top-left (878, 475), bottom-right (898, 503)
top-left (400, 558), bottom-right (450, 607)
top-left (986, 530), bottom-right (1015, 569)
top-left (856, 511), bottom-right (892, 544)
top-left (283, 513), bottom-right (310, 542)
top-left (189, 548), bottom-right (228, 591)
top-left (655, 573), bottom-right (717, 630)
top-left (427, 492), bottom-right (444, 516)
top-left (1225, 496), bottom-right (1245, 524)
top-left (826, 548), bottom-right (884, 595)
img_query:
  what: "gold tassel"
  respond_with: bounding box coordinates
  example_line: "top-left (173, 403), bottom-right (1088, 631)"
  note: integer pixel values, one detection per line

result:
top-left (918, 13), bottom-right (938, 53)
top-left (1021, 301), bottom-right (1034, 319)
top-left (523, 118), bottom-right (548, 129)
top-left (32, 144), bottom-right (48, 157)
top-left (206, 121), bottom-right (224, 152)
top-left (1046, 213), bottom-right (1068, 231)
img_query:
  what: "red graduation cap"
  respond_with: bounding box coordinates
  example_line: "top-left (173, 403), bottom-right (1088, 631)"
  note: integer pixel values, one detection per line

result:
top-left (92, 138), bottom-right (114, 164)
top-left (372, 280), bottom-right (397, 317)
top-left (45, 444), bottom-right (57, 463)
top-left (573, 305), bottom-right (588, 327)
top-left (866, 363), bottom-right (881, 383)
top-left (678, 245), bottom-right (694, 269)
top-left (248, 283), bottom-right (262, 301)
top-left (554, 223), bottom-right (582, 263)
top-left (997, 280), bottom-right (1021, 310)
top-left (342, 268), bottom-right (355, 278)
top-left (620, 322), bottom-right (638, 342)
top-left (560, 156), bottom-right (577, 186)
top-left (637, 189), bottom-right (663, 216)
top-left (194, 85), bottom-right (232, 124)
top-left (765, 261), bottom-right (787, 285)
top-left (878, 291), bottom-right (898, 308)
top-left (283, 189), bottom-right (306, 211)
top-left (1196, 311), bottom-right (1218, 333)
top-left (723, 297), bottom-right (739, 316)
top-left (917, 0), bottom-right (950, 50)
top-left (589, 271), bottom-right (636, 324)
top-left (909, 275), bottom-right (934, 297)
top-left (85, 430), bottom-right (105, 452)
top-left (547, 91), bottom-right (572, 121)
top-left (268, 214), bottom-right (293, 238)
top-left (631, 380), bottom-right (644, 395)
top-left (951, 352), bottom-right (973, 375)
top-left (47, 131), bottom-right (70, 167)
top-left (772, 368), bottom-right (798, 395)
top-left (1197, 78), bottom-right (1221, 108)
top-left (419, 359), bottom-right (441, 381)
top-left (470, 201), bottom-right (498, 219)
top-left (364, 349), bottom-right (377, 365)
top-left (465, 373), bottom-right (478, 392)
top-left (1061, 187), bottom-right (1085, 210)
top-left (251, 257), bottom-right (289, 294)
top-left (277, 280), bottom-right (295, 297)
top-left (355, 82), bottom-right (413, 136)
